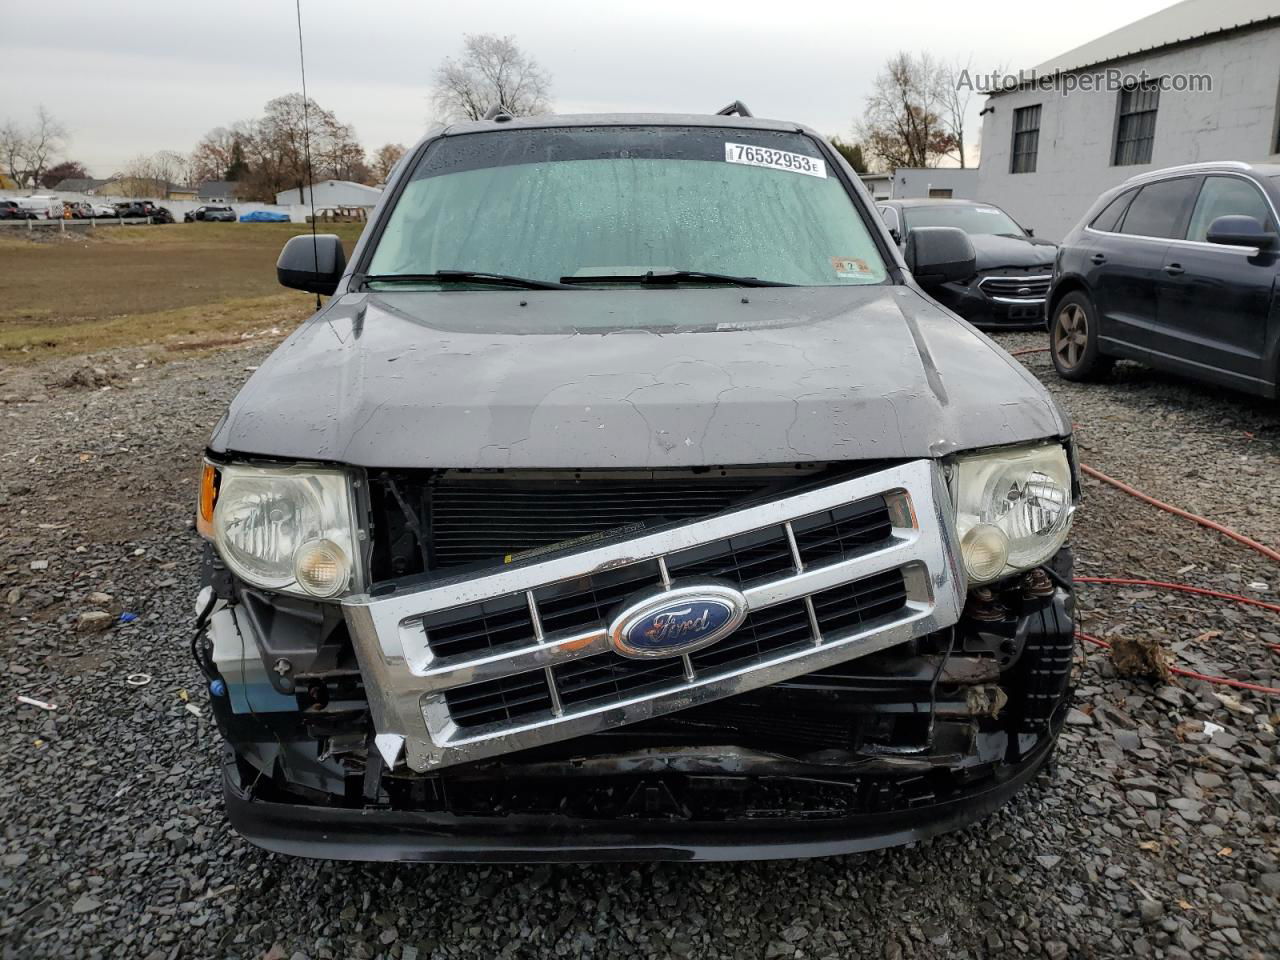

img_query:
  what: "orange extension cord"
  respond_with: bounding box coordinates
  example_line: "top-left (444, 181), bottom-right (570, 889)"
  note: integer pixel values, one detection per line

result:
top-left (1011, 343), bottom-right (1280, 695)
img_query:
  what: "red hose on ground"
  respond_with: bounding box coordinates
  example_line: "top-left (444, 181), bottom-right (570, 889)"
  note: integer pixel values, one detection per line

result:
top-left (1080, 464), bottom-right (1280, 565)
top-left (1005, 340), bottom-right (1280, 690)
top-left (1074, 577), bottom-right (1280, 615)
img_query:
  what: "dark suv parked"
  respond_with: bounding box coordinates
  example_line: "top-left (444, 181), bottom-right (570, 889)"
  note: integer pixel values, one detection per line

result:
top-left (878, 199), bottom-right (1057, 329)
top-left (195, 109), bottom-right (1078, 862)
top-left (185, 204), bottom-right (236, 223)
top-left (0, 200), bottom-right (34, 220)
top-left (1047, 161), bottom-right (1280, 397)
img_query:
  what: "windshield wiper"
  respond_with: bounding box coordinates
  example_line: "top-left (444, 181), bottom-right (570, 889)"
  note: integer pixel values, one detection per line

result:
top-left (559, 269), bottom-right (793, 288)
top-left (362, 270), bottom-right (575, 290)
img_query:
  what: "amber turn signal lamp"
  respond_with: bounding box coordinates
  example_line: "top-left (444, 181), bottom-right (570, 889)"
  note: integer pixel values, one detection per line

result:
top-left (197, 463), bottom-right (219, 539)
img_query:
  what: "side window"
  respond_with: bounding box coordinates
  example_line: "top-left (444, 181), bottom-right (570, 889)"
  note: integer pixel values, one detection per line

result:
top-left (1113, 82), bottom-right (1160, 166)
top-left (1089, 190), bottom-right (1134, 232)
top-left (1010, 105), bottom-right (1041, 174)
top-left (1185, 176), bottom-right (1276, 242)
top-left (1118, 177), bottom-right (1200, 239)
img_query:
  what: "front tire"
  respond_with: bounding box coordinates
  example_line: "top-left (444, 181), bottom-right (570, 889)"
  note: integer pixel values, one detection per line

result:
top-left (1050, 292), bottom-right (1112, 382)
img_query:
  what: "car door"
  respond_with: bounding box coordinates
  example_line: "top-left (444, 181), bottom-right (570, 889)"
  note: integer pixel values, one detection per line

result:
top-left (1154, 175), bottom-right (1279, 390)
top-left (1092, 175), bottom-right (1201, 357)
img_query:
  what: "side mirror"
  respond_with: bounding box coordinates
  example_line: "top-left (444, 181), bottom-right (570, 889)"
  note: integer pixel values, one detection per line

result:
top-left (1206, 214), bottom-right (1276, 248)
top-left (904, 226), bottom-right (977, 288)
top-left (1026, 227), bottom-right (1035, 237)
top-left (277, 234), bottom-right (347, 295)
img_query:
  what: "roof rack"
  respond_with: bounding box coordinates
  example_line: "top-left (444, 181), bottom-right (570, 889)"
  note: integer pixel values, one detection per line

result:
top-left (1121, 159), bottom-right (1251, 185)
top-left (715, 100), bottom-right (753, 118)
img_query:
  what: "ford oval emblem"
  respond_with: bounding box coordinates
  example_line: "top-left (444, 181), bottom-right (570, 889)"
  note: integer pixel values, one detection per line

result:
top-left (609, 584), bottom-right (748, 659)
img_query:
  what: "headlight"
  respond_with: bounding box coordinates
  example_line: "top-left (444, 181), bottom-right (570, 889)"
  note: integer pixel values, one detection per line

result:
top-left (208, 463), bottom-right (358, 598)
top-left (952, 444), bottom-right (1074, 584)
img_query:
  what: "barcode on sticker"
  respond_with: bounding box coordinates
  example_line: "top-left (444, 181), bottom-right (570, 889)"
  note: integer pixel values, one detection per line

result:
top-left (725, 143), bottom-right (826, 178)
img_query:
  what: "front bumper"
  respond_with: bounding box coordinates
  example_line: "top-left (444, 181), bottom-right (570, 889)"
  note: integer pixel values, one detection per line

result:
top-left (221, 730), bottom-right (1059, 862)
top-left (203, 457), bottom-right (1077, 862)
top-left (932, 283), bottom-right (1047, 329)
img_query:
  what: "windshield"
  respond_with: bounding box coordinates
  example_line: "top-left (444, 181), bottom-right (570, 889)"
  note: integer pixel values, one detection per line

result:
top-left (365, 126), bottom-right (888, 288)
top-left (903, 204), bottom-right (1024, 237)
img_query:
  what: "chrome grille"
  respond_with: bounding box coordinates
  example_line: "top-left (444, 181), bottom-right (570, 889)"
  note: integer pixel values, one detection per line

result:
top-left (444, 567), bottom-right (909, 729)
top-left (977, 274), bottom-right (1052, 301)
top-left (418, 496), bottom-right (892, 662)
top-left (343, 459), bottom-right (965, 772)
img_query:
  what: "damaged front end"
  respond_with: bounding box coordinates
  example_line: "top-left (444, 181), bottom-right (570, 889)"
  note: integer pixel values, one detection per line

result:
top-left (198, 456), bottom-right (1076, 862)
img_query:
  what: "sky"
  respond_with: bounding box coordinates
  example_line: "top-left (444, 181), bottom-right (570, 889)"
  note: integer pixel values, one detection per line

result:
top-left (0, 0), bottom-right (1177, 178)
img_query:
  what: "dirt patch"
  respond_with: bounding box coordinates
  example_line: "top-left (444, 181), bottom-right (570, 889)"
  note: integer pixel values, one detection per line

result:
top-left (1110, 634), bottom-right (1176, 682)
top-left (0, 220), bottom-right (363, 361)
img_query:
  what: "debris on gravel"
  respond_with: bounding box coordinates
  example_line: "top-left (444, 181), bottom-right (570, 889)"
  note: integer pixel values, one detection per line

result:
top-left (1, 331), bottom-right (1277, 959)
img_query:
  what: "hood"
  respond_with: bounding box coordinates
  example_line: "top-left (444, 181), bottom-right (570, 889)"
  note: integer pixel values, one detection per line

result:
top-left (968, 233), bottom-right (1056, 271)
top-left (210, 286), bottom-right (1068, 469)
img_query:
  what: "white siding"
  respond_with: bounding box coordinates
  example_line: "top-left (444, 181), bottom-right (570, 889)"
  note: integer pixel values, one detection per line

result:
top-left (275, 180), bottom-right (383, 207)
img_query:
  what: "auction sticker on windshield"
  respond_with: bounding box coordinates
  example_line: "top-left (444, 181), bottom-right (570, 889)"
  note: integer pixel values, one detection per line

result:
top-left (724, 143), bottom-right (826, 179)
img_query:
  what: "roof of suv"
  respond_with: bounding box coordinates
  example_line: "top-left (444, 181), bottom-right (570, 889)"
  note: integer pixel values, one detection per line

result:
top-left (878, 198), bottom-right (1000, 209)
top-left (1121, 160), bottom-right (1280, 186)
top-left (437, 112), bottom-right (808, 137)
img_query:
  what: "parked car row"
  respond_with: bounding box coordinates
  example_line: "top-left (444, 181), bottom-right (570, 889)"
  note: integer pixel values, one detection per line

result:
top-left (2, 196), bottom-right (295, 225)
top-left (879, 161), bottom-right (1280, 399)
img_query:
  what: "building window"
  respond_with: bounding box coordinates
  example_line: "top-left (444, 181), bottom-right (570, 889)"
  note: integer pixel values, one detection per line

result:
top-left (1274, 67), bottom-right (1280, 154)
top-left (1010, 105), bottom-right (1041, 174)
top-left (1113, 82), bottom-right (1160, 166)
top-left (928, 188), bottom-right (953, 198)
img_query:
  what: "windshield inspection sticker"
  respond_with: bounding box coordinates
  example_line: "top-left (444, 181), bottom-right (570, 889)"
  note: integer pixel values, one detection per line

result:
top-left (725, 143), bottom-right (826, 178)
top-left (831, 256), bottom-right (876, 279)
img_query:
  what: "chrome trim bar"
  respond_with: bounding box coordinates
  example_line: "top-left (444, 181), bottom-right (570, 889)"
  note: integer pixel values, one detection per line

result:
top-left (343, 459), bottom-right (965, 771)
top-left (977, 274), bottom-right (1051, 305)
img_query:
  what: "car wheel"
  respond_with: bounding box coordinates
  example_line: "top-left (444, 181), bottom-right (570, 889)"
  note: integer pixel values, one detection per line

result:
top-left (1050, 292), bottom-right (1112, 382)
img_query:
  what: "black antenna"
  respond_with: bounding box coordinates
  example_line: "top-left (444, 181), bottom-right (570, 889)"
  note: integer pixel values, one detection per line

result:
top-left (294, 0), bottom-right (321, 310)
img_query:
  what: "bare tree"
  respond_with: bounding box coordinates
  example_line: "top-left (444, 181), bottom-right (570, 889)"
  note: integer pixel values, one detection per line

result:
top-left (0, 120), bottom-right (31, 187)
top-left (21, 106), bottom-right (68, 190)
top-left (937, 58), bottom-right (982, 168)
top-left (0, 106), bottom-right (67, 187)
top-left (231, 94), bottom-right (370, 200)
top-left (117, 154), bottom-right (165, 197)
top-left (431, 34), bottom-right (552, 121)
top-left (371, 142), bottom-right (406, 183)
top-left (858, 52), bottom-right (956, 170)
top-left (153, 149), bottom-right (191, 187)
top-left (190, 126), bottom-right (237, 183)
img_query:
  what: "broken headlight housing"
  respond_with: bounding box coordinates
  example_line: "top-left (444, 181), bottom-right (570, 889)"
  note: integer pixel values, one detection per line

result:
top-left (206, 463), bottom-right (358, 598)
top-left (951, 444), bottom-right (1074, 584)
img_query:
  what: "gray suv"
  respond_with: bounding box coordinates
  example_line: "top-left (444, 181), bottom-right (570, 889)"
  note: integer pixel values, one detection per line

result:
top-left (194, 109), bottom-right (1079, 861)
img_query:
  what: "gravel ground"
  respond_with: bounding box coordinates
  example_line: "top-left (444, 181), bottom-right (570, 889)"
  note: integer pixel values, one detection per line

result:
top-left (2, 331), bottom-right (1279, 960)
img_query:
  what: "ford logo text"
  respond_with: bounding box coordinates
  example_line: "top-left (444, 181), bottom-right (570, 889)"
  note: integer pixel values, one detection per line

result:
top-left (609, 584), bottom-right (748, 659)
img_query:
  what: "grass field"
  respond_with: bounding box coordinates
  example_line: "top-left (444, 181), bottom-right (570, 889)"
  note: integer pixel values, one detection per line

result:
top-left (0, 221), bottom-right (365, 360)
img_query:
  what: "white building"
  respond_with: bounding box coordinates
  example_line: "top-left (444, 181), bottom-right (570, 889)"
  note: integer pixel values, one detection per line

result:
top-left (860, 173), bottom-right (893, 200)
top-left (275, 179), bottom-right (383, 208)
top-left (975, 0), bottom-right (1280, 240)
top-left (858, 168), bottom-right (979, 201)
